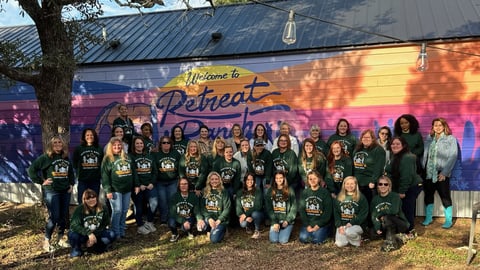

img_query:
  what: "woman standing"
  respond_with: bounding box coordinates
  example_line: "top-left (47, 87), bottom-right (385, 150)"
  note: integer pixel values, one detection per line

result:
top-left (352, 129), bottom-right (386, 204)
top-left (141, 123), bottom-right (156, 153)
top-left (298, 170), bottom-right (332, 244)
top-left (168, 177), bottom-right (202, 242)
top-left (112, 103), bottom-right (137, 147)
top-left (309, 124), bottom-right (329, 156)
top-left (130, 136), bottom-right (158, 235)
top-left (179, 140), bottom-right (208, 196)
top-left (377, 126), bottom-right (392, 166)
top-left (233, 138), bottom-right (252, 181)
top-left (197, 125), bottom-right (213, 157)
top-left (271, 134), bottom-right (298, 189)
top-left (371, 176), bottom-right (409, 252)
top-left (394, 114), bottom-right (424, 176)
top-left (198, 172), bottom-right (231, 243)
top-left (298, 138), bottom-right (327, 188)
top-left (154, 136), bottom-right (181, 224)
top-left (265, 171), bottom-right (297, 244)
top-left (327, 119), bottom-right (358, 157)
top-left (107, 126), bottom-right (129, 154)
top-left (249, 138), bottom-right (273, 192)
top-left (171, 125), bottom-right (188, 155)
top-left (68, 189), bottom-right (116, 257)
top-left (73, 128), bottom-right (103, 204)
top-left (101, 136), bottom-right (139, 239)
top-left (225, 123), bottom-right (244, 153)
top-left (236, 172), bottom-right (264, 239)
top-left (28, 135), bottom-right (74, 252)
top-left (325, 141), bottom-right (353, 196)
top-left (386, 137), bottom-right (422, 236)
top-left (422, 118), bottom-right (458, 229)
top-left (333, 176), bottom-right (368, 247)
top-left (249, 123), bottom-right (273, 152)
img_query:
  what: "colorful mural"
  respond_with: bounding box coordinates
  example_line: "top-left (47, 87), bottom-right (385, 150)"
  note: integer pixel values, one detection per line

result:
top-left (1, 43), bottom-right (479, 191)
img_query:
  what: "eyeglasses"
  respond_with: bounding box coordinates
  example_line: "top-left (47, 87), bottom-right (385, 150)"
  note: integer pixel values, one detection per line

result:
top-left (378, 183), bottom-right (389, 186)
top-left (161, 141), bottom-right (171, 144)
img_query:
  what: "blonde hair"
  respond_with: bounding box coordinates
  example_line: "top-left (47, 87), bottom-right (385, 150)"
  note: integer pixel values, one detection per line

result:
top-left (337, 176), bottom-right (361, 202)
top-left (212, 136), bottom-right (226, 158)
top-left (45, 135), bottom-right (69, 158)
top-left (376, 175), bottom-right (393, 193)
top-left (82, 189), bottom-right (103, 214)
top-left (103, 136), bottom-right (127, 162)
top-left (185, 140), bottom-right (202, 164)
top-left (203, 171), bottom-right (224, 198)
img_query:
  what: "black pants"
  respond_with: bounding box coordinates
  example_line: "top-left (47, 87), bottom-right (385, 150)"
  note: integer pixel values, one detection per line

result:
top-left (382, 215), bottom-right (409, 242)
top-left (423, 178), bottom-right (452, 207)
top-left (402, 185), bottom-right (422, 231)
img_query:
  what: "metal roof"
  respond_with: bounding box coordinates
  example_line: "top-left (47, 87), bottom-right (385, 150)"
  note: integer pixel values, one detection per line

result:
top-left (1, 0), bottom-right (480, 65)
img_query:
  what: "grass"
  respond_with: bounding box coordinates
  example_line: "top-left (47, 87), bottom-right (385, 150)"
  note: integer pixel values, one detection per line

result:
top-left (1, 201), bottom-right (480, 269)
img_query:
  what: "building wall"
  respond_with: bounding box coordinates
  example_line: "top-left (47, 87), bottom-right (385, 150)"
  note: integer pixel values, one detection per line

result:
top-left (1, 42), bottom-right (480, 216)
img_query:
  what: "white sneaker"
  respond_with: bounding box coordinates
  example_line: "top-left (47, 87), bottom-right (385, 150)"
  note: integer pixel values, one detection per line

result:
top-left (187, 232), bottom-right (194, 240)
top-left (57, 238), bottom-right (71, 248)
top-left (144, 222), bottom-right (157, 232)
top-left (42, 239), bottom-right (52, 252)
top-left (170, 234), bottom-right (179, 242)
top-left (137, 225), bottom-right (150, 235)
top-left (251, 230), bottom-right (260, 239)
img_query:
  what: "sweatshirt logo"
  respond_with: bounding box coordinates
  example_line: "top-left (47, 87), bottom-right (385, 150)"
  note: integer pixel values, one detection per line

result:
top-left (52, 159), bottom-right (69, 178)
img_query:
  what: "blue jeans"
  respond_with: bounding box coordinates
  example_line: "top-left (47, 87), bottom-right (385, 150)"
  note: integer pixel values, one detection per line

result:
top-left (168, 216), bottom-right (195, 235)
top-left (77, 180), bottom-right (101, 205)
top-left (207, 223), bottom-right (227, 243)
top-left (239, 211), bottom-right (264, 231)
top-left (43, 189), bottom-right (71, 240)
top-left (133, 187), bottom-right (158, 226)
top-left (157, 180), bottom-right (178, 223)
top-left (299, 225), bottom-right (330, 244)
top-left (269, 223), bottom-right (293, 244)
top-left (68, 229), bottom-right (116, 252)
top-left (109, 192), bottom-right (131, 237)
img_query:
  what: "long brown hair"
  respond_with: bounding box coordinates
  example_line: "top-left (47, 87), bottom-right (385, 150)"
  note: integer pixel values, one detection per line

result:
top-left (327, 140), bottom-right (348, 174)
top-left (271, 171), bottom-right (290, 201)
top-left (429, 117), bottom-right (453, 136)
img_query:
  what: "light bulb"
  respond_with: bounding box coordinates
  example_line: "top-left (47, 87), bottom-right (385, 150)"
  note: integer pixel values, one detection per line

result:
top-left (282, 10), bottom-right (296, 45)
top-left (416, 43), bottom-right (428, 72)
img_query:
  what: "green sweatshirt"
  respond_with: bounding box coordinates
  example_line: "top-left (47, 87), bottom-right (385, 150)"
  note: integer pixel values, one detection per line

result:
top-left (142, 137), bottom-right (156, 154)
top-left (154, 150), bottom-right (180, 183)
top-left (271, 149), bottom-right (298, 187)
top-left (130, 152), bottom-right (157, 186)
top-left (352, 145), bottom-right (386, 187)
top-left (70, 204), bottom-right (110, 236)
top-left (370, 192), bottom-right (409, 231)
top-left (327, 134), bottom-right (358, 156)
top-left (325, 156), bottom-right (353, 194)
top-left (333, 194), bottom-right (368, 228)
top-left (28, 153), bottom-right (75, 192)
top-left (101, 155), bottom-right (139, 194)
top-left (248, 149), bottom-right (273, 185)
top-left (173, 139), bottom-right (189, 155)
top-left (385, 153), bottom-right (422, 194)
top-left (298, 155), bottom-right (327, 185)
top-left (179, 155), bottom-right (209, 191)
top-left (169, 191), bottom-right (202, 224)
top-left (212, 158), bottom-right (242, 192)
top-left (201, 189), bottom-right (231, 225)
top-left (235, 188), bottom-right (263, 217)
top-left (73, 145), bottom-right (103, 183)
top-left (400, 132), bottom-right (424, 159)
top-left (314, 139), bottom-right (329, 156)
top-left (265, 187), bottom-right (297, 224)
top-left (299, 187), bottom-right (332, 228)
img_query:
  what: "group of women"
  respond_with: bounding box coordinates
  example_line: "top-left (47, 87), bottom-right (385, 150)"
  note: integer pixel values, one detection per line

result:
top-left (28, 102), bottom-right (459, 256)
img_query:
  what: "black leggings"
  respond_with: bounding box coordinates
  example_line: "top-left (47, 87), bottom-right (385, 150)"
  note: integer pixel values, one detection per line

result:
top-left (423, 178), bottom-right (452, 207)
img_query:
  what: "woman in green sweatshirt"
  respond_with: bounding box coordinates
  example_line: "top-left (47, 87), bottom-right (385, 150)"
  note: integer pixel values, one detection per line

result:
top-left (68, 189), bottom-right (115, 257)
top-left (371, 176), bottom-right (409, 252)
top-left (236, 172), bottom-right (264, 239)
top-left (28, 135), bottom-right (75, 252)
top-left (265, 171), bottom-right (297, 244)
top-left (101, 136), bottom-right (139, 239)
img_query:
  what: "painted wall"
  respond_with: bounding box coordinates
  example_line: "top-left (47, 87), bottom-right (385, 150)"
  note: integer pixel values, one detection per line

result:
top-left (1, 42), bottom-right (480, 203)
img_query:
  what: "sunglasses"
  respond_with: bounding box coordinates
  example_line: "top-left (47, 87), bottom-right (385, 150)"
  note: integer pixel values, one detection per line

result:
top-left (161, 141), bottom-right (171, 144)
top-left (378, 182), bottom-right (389, 186)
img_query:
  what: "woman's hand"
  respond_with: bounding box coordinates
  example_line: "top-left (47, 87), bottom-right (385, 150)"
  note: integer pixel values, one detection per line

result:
top-left (87, 233), bottom-right (97, 247)
top-left (273, 223), bottom-right (280, 232)
top-left (42, 178), bottom-right (53, 186)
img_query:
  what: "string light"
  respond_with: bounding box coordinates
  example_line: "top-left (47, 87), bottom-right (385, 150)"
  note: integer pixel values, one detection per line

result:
top-left (416, 43), bottom-right (429, 72)
top-left (282, 10), bottom-right (296, 45)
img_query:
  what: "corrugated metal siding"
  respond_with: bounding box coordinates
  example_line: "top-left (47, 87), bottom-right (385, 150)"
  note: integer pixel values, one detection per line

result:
top-left (1, 0), bottom-right (480, 65)
top-left (417, 191), bottom-right (480, 218)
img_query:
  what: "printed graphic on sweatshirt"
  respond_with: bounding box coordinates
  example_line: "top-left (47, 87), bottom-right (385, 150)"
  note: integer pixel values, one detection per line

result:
top-left (84, 215), bottom-right (103, 232)
top-left (333, 165), bottom-right (345, 183)
top-left (176, 201), bottom-right (194, 218)
top-left (353, 152), bottom-right (367, 169)
top-left (114, 159), bottom-right (132, 176)
top-left (219, 167), bottom-right (237, 184)
top-left (186, 161), bottom-right (200, 178)
top-left (135, 158), bottom-right (153, 174)
top-left (80, 151), bottom-right (101, 169)
top-left (305, 196), bottom-right (323, 216)
top-left (241, 194), bottom-right (255, 212)
top-left (273, 158), bottom-right (288, 174)
top-left (159, 158), bottom-right (176, 173)
top-left (340, 200), bottom-right (360, 221)
top-left (253, 159), bottom-right (265, 175)
top-left (51, 159), bottom-right (70, 178)
top-left (205, 193), bottom-right (221, 213)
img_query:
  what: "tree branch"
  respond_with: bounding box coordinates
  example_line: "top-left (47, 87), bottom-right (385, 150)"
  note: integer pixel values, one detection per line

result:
top-left (17, 0), bottom-right (42, 24)
top-left (0, 62), bottom-right (39, 86)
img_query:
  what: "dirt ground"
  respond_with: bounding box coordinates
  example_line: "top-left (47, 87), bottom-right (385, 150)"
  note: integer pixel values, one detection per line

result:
top-left (1, 201), bottom-right (480, 269)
